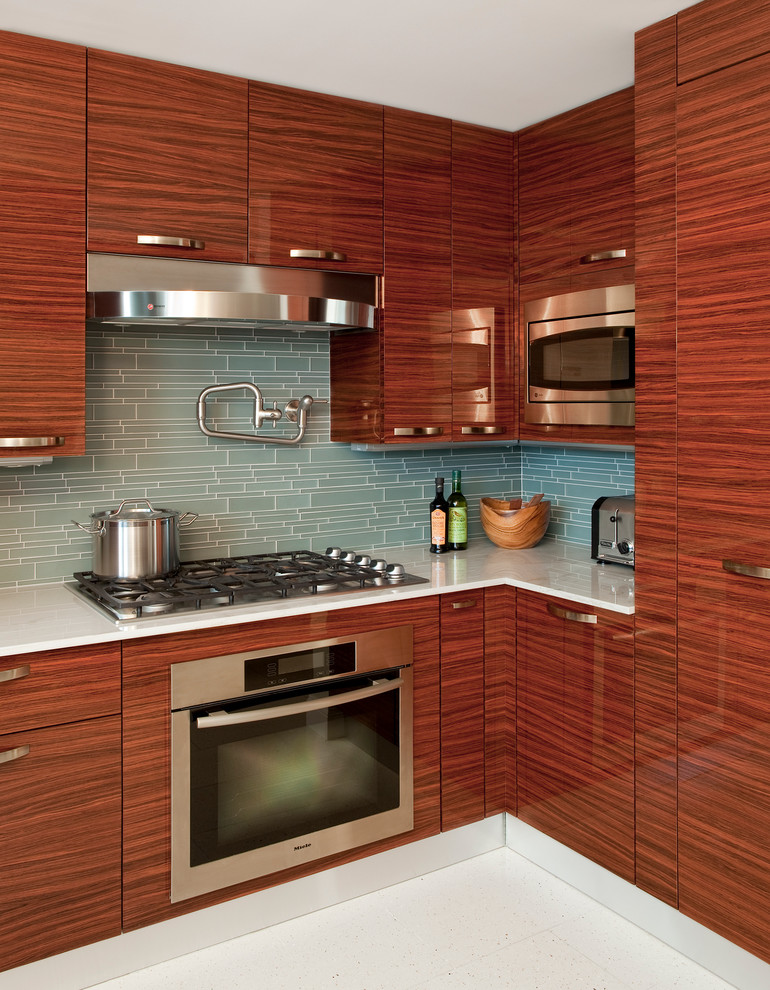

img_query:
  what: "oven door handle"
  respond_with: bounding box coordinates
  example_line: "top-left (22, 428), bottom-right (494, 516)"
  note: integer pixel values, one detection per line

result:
top-left (194, 676), bottom-right (404, 729)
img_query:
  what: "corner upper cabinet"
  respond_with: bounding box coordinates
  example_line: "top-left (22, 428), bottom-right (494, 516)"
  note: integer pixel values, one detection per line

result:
top-left (330, 114), bottom-right (514, 444)
top-left (87, 50), bottom-right (248, 262)
top-left (249, 82), bottom-right (384, 273)
top-left (517, 88), bottom-right (635, 293)
top-left (0, 31), bottom-right (86, 458)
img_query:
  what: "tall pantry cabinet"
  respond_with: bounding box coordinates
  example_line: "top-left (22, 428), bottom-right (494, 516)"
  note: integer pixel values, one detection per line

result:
top-left (636, 0), bottom-right (770, 965)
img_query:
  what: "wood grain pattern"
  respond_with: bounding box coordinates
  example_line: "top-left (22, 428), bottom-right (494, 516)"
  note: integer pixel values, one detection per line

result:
top-left (249, 81), bottom-right (383, 273)
top-left (439, 591), bottom-right (485, 830)
top-left (329, 326), bottom-right (382, 443)
top-left (451, 122), bottom-right (515, 440)
top-left (0, 714), bottom-right (122, 971)
top-left (633, 16), bottom-right (679, 908)
top-left (0, 30), bottom-right (85, 455)
top-left (677, 0), bottom-right (770, 84)
top-left (122, 597), bottom-right (440, 931)
top-left (516, 591), bottom-right (635, 881)
top-left (483, 584), bottom-right (514, 816)
top-left (87, 49), bottom-right (248, 262)
top-left (676, 51), bottom-right (770, 963)
top-left (0, 642), bottom-right (120, 734)
top-left (518, 89), bottom-right (635, 287)
top-left (381, 107), bottom-right (452, 443)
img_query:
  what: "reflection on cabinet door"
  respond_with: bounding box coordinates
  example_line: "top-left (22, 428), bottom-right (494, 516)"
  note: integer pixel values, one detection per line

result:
top-left (249, 82), bottom-right (383, 274)
top-left (516, 591), bottom-right (635, 882)
top-left (0, 31), bottom-right (85, 457)
top-left (87, 49), bottom-right (248, 263)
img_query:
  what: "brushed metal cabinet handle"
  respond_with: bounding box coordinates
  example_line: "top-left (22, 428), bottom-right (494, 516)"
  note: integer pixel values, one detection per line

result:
top-left (289, 249), bottom-right (347, 262)
top-left (137, 235), bottom-right (205, 249)
top-left (0, 437), bottom-right (65, 448)
top-left (547, 602), bottom-right (598, 624)
top-left (393, 427), bottom-right (444, 437)
top-left (579, 249), bottom-right (627, 264)
top-left (452, 600), bottom-right (477, 610)
top-left (460, 425), bottom-right (505, 435)
top-left (722, 560), bottom-right (770, 580)
top-left (0, 664), bottom-right (30, 684)
top-left (0, 745), bottom-right (30, 765)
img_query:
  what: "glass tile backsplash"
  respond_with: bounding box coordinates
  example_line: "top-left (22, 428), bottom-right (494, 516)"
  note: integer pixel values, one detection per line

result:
top-left (0, 327), bottom-right (634, 588)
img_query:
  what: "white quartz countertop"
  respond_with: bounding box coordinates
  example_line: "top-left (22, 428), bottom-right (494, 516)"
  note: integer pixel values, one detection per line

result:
top-left (0, 540), bottom-right (634, 658)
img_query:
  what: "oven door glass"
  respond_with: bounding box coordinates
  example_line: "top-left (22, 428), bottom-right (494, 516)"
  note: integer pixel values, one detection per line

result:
top-left (171, 667), bottom-right (413, 901)
top-left (529, 325), bottom-right (634, 397)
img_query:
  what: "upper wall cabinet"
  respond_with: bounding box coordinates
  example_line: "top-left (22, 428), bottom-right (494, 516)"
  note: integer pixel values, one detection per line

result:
top-left (0, 31), bottom-right (86, 458)
top-left (330, 114), bottom-right (514, 445)
top-left (87, 50), bottom-right (248, 263)
top-left (677, 0), bottom-right (770, 83)
top-left (249, 82), bottom-right (384, 274)
top-left (517, 88), bottom-right (635, 296)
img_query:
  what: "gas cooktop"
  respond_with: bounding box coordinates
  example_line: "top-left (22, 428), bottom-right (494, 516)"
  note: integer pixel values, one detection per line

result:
top-left (71, 548), bottom-right (428, 621)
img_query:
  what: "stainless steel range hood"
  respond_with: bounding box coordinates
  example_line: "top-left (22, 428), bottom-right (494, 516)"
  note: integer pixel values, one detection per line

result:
top-left (86, 254), bottom-right (378, 330)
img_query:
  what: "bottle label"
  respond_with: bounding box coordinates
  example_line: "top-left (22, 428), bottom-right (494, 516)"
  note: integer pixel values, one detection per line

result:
top-left (431, 508), bottom-right (447, 545)
top-left (448, 507), bottom-right (467, 543)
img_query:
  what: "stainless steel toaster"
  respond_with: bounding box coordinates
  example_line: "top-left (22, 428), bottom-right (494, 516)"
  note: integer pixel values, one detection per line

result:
top-left (591, 495), bottom-right (635, 568)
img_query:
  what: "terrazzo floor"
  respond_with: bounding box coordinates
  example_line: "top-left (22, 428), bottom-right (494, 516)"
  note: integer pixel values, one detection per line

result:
top-left (93, 848), bottom-right (736, 990)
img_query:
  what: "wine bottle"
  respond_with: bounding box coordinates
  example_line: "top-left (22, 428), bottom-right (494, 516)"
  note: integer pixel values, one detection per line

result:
top-left (447, 469), bottom-right (468, 550)
top-left (429, 476), bottom-right (449, 554)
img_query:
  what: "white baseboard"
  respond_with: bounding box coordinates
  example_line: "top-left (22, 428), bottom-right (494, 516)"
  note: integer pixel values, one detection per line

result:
top-left (506, 814), bottom-right (770, 990)
top-left (0, 817), bottom-right (505, 990)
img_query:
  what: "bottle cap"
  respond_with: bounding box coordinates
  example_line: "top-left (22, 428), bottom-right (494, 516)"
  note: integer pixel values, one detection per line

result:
top-left (435, 476), bottom-right (444, 484)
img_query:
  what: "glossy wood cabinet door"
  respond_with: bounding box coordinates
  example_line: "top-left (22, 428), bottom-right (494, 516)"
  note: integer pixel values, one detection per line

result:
top-left (517, 88), bottom-right (635, 291)
top-left (87, 49), bottom-right (248, 262)
top-left (676, 51), bottom-right (770, 964)
top-left (249, 82), bottom-right (383, 273)
top-left (678, 0), bottom-right (770, 83)
top-left (0, 31), bottom-right (86, 458)
top-left (516, 590), bottom-right (635, 881)
top-left (381, 107), bottom-right (452, 443)
top-left (451, 123), bottom-right (515, 441)
top-left (440, 591), bottom-right (485, 829)
top-left (0, 642), bottom-right (121, 972)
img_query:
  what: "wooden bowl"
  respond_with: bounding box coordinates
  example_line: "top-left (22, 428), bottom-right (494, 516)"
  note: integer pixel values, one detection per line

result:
top-left (480, 497), bottom-right (551, 549)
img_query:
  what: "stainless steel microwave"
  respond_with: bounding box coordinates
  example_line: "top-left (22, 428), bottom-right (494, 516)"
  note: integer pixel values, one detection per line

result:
top-left (525, 284), bottom-right (635, 427)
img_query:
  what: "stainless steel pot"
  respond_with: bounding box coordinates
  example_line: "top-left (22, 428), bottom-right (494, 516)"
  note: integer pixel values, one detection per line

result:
top-left (73, 498), bottom-right (198, 580)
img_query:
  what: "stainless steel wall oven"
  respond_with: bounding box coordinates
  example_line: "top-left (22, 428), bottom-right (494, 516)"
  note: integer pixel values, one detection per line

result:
top-left (170, 626), bottom-right (414, 902)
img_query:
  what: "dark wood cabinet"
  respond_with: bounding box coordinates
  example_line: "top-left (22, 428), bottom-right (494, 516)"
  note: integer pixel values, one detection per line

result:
top-left (676, 48), bottom-right (770, 965)
top-left (330, 114), bottom-right (514, 445)
top-left (87, 49), bottom-right (248, 263)
top-left (516, 590), bottom-right (635, 882)
top-left (516, 88), bottom-right (635, 448)
top-left (0, 644), bottom-right (121, 972)
top-left (440, 591), bottom-right (485, 830)
top-left (451, 123), bottom-right (515, 441)
top-left (249, 82), bottom-right (383, 274)
top-left (0, 31), bottom-right (86, 458)
top-left (517, 88), bottom-right (634, 291)
top-left (677, 0), bottom-right (770, 83)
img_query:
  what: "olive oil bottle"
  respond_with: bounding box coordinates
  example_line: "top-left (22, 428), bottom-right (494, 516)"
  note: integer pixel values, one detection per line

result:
top-left (447, 469), bottom-right (468, 550)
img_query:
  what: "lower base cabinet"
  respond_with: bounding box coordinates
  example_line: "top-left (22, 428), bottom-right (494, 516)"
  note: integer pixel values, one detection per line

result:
top-left (515, 590), bottom-right (635, 882)
top-left (439, 590), bottom-right (486, 829)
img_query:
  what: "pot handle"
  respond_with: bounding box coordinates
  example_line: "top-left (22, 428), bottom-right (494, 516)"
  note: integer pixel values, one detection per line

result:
top-left (178, 512), bottom-right (199, 527)
top-left (72, 519), bottom-right (104, 534)
top-left (113, 498), bottom-right (154, 515)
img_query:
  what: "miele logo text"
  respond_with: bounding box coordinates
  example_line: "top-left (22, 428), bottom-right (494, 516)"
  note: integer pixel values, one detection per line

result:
top-left (294, 842), bottom-right (312, 851)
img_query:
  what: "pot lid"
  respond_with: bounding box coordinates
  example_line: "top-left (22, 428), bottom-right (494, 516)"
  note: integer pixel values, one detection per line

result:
top-left (95, 498), bottom-right (179, 521)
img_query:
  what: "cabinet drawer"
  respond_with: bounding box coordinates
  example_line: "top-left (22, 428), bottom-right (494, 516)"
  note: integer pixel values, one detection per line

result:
top-left (0, 642), bottom-right (120, 733)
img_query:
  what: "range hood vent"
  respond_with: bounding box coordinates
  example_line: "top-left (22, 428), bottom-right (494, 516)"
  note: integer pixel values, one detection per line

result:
top-left (86, 254), bottom-right (378, 330)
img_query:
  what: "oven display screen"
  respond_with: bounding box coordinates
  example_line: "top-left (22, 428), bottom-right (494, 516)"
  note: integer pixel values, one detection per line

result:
top-left (244, 642), bottom-right (356, 690)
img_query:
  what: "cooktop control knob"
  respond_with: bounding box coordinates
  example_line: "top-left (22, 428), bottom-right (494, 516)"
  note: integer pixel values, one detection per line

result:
top-left (354, 554), bottom-right (372, 567)
top-left (385, 563), bottom-right (406, 583)
top-left (325, 547), bottom-right (343, 559)
top-left (341, 551), bottom-right (357, 563)
top-left (371, 559), bottom-right (388, 572)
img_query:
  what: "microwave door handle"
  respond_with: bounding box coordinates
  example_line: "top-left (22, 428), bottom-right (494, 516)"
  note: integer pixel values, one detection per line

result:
top-left (195, 676), bottom-right (403, 729)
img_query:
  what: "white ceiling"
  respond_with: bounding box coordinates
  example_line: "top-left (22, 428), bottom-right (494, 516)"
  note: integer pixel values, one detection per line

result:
top-left (0, 0), bottom-right (687, 130)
